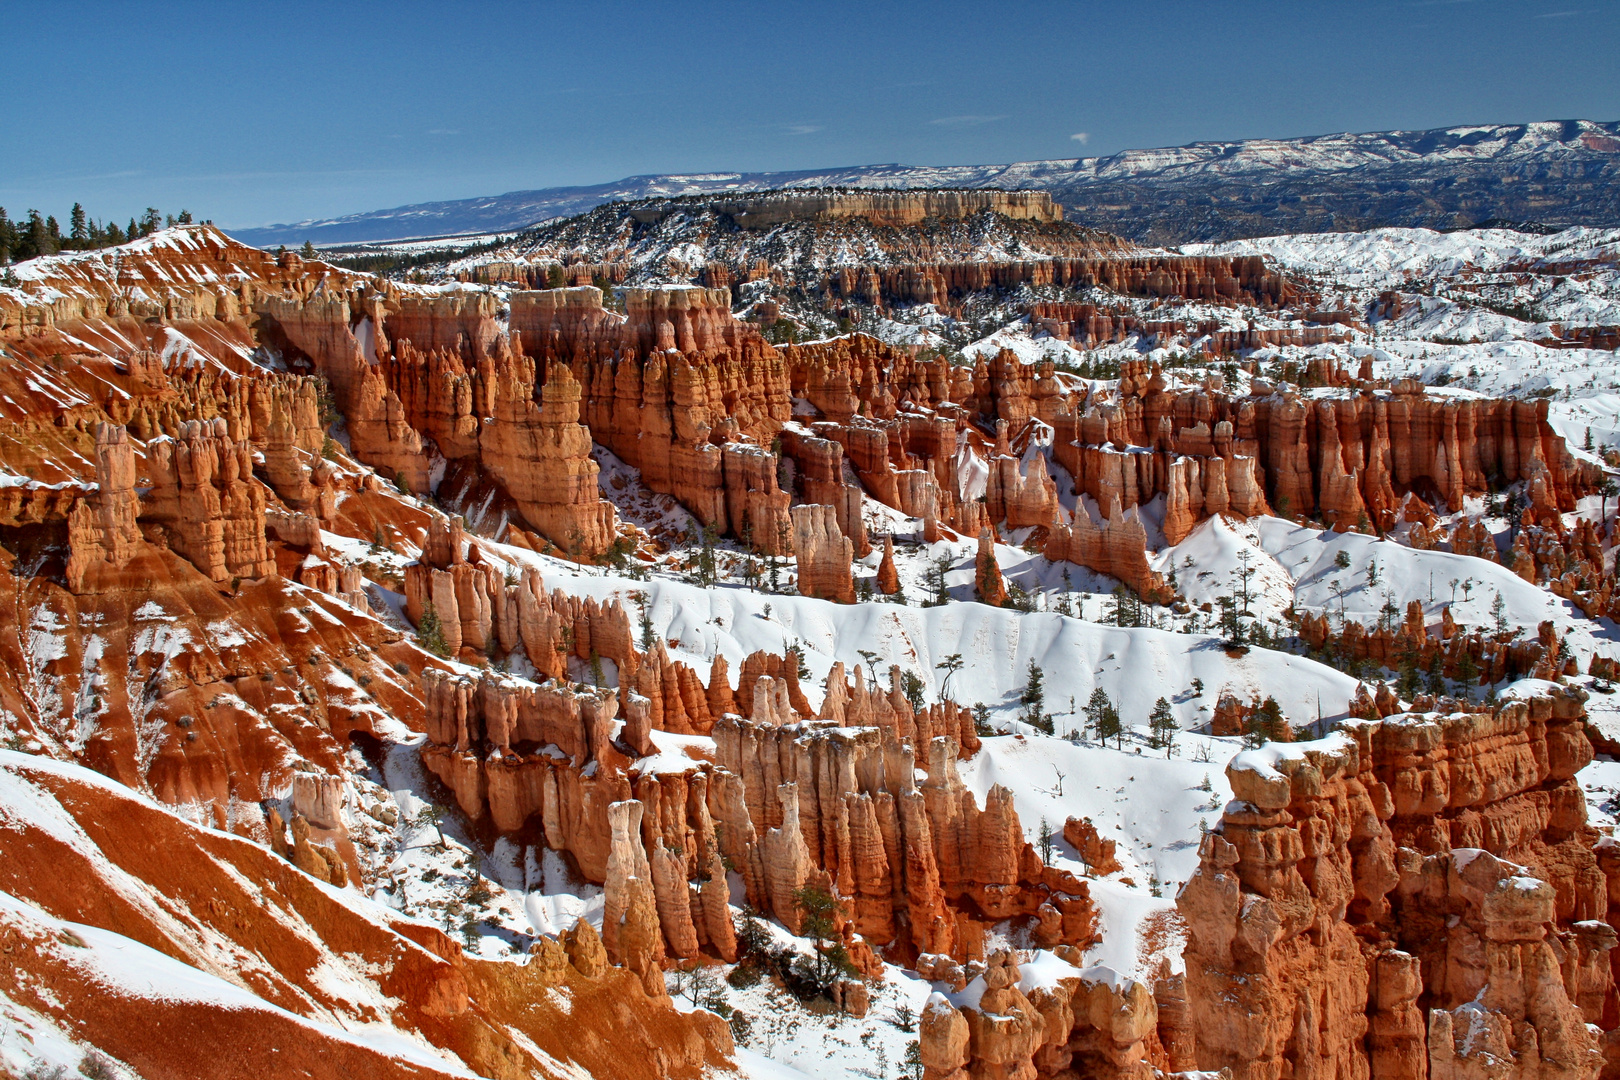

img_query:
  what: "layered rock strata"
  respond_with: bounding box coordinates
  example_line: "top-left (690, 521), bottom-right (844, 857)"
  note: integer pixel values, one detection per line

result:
top-left (1176, 685), bottom-right (1612, 1080)
top-left (418, 649), bottom-right (1091, 968)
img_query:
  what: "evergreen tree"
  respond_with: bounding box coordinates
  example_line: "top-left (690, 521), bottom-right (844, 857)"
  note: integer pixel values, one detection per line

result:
top-left (1148, 697), bottom-right (1177, 758)
top-left (44, 215), bottom-right (61, 251)
top-left (301, 240), bottom-right (316, 259)
top-left (1454, 648), bottom-right (1479, 701)
top-left (1108, 584), bottom-right (1140, 627)
top-left (1231, 549), bottom-right (1256, 615)
top-left (69, 203), bottom-right (87, 246)
top-left (1083, 686), bottom-right (1112, 742)
top-left (177, 209), bottom-right (193, 224)
top-left (902, 671), bottom-right (926, 712)
top-left (792, 885), bottom-right (856, 990)
top-left (127, 218), bottom-right (138, 243)
top-left (1425, 652), bottom-right (1447, 696)
top-left (1396, 652), bottom-right (1422, 701)
top-left (139, 207), bottom-right (162, 236)
top-left (1020, 660), bottom-right (1049, 732)
top-left (1243, 696), bottom-right (1288, 748)
top-left (1099, 698), bottom-right (1123, 748)
top-left (27, 210), bottom-right (49, 258)
top-left (0, 207), bottom-right (12, 263)
top-left (417, 602), bottom-right (450, 657)
top-left (935, 653), bottom-right (964, 702)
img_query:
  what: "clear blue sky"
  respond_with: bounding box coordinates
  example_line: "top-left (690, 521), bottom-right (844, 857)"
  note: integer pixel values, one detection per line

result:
top-left (4, 0), bottom-right (1617, 230)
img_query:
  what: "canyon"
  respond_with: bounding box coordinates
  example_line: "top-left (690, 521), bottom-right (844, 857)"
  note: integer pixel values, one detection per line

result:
top-left (0, 190), bottom-right (1617, 1080)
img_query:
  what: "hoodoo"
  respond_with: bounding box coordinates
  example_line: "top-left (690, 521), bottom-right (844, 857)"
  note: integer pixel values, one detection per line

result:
top-left (3, 129), bottom-right (1620, 1080)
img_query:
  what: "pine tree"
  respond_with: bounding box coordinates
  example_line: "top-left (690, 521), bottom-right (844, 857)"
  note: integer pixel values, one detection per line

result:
top-left (903, 671), bottom-right (926, 712)
top-left (177, 209), bottom-right (193, 224)
top-left (69, 203), bottom-right (87, 247)
top-left (0, 207), bottom-right (11, 264)
top-left (1231, 549), bottom-right (1256, 615)
top-left (1099, 698), bottom-right (1123, 749)
top-left (1425, 652), bottom-right (1447, 696)
top-left (139, 208), bottom-right (162, 236)
top-left (1453, 648), bottom-right (1479, 701)
top-left (1148, 697), bottom-right (1177, 758)
top-left (1020, 660), bottom-right (1049, 732)
top-left (1396, 649), bottom-right (1422, 701)
top-left (1108, 584), bottom-right (1140, 627)
top-left (301, 240), bottom-right (316, 259)
top-left (1083, 687), bottom-right (1111, 742)
top-left (1243, 696), bottom-right (1288, 748)
top-left (792, 884), bottom-right (856, 990)
top-left (127, 218), bottom-right (138, 243)
top-left (27, 210), bottom-right (49, 259)
top-left (417, 602), bottom-right (450, 657)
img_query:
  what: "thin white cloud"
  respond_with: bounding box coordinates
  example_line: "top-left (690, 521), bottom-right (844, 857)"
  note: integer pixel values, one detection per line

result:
top-left (1534, 8), bottom-right (1584, 15)
top-left (1070, 132), bottom-right (1091, 144)
top-left (786, 124), bottom-right (822, 136)
top-left (929, 114), bottom-right (1006, 127)
top-left (426, 128), bottom-right (460, 136)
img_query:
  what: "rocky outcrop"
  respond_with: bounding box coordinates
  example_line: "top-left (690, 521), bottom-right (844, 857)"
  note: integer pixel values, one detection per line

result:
top-left (404, 515), bottom-right (635, 664)
top-left (876, 534), bottom-right (901, 595)
top-left (1177, 685), bottom-right (1611, 1080)
top-left (603, 800), bottom-right (667, 996)
top-left (481, 357), bottom-right (619, 558)
top-left (625, 189), bottom-right (1063, 228)
top-left (1044, 498), bottom-right (1172, 604)
top-left (1062, 817), bottom-right (1121, 877)
top-left (145, 419), bottom-right (277, 583)
top-left (793, 503), bottom-right (855, 603)
top-left (65, 424), bottom-right (144, 593)
top-left (920, 952), bottom-right (1162, 1080)
top-left (974, 528), bottom-right (1007, 607)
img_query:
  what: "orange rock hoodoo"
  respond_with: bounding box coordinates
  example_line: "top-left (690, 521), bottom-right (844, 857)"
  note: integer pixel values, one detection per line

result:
top-left (239, 256), bottom-right (1593, 610)
top-left (1174, 685), bottom-right (1614, 1080)
top-left (418, 634), bottom-right (1091, 969)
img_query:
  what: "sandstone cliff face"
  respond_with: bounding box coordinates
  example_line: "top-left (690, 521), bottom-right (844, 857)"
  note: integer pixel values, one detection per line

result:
top-left (793, 503), bottom-right (856, 603)
top-left (246, 262), bottom-right (1595, 620)
top-left (627, 189), bottom-right (1064, 228)
top-left (1177, 685), bottom-right (1609, 1080)
top-left (0, 751), bottom-right (730, 1080)
top-left (145, 418), bottom-right (278, 583)
top-left (417, 642), bottom-right (1094, 970)
top-left (919, 951), bottom-right (1163, 1080)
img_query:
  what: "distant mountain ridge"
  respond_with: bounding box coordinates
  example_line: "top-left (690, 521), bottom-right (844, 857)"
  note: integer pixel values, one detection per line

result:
top-left (231, 119), bottom-right (1620, 248)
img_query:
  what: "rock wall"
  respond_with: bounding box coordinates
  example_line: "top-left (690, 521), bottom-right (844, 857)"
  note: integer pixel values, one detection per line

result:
top-left (1177, 685), bottom-right (1612, 1080)
top-left (418, 644), bottom-right (1092, 969)
top-left (144, 418), bottom-right (277, 583)
top-left (625, 189), bottom-right (1064, 228)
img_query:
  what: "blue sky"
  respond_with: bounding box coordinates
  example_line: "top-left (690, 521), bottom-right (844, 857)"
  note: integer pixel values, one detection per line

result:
top-left (3, 0), bottom-right (1617, 229)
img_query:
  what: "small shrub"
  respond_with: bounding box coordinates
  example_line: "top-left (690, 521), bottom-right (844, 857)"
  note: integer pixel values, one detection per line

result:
top-left (727, 962), bottom-right (764, 989)
top-left (78, 1052), bottom-right (120, 1080)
